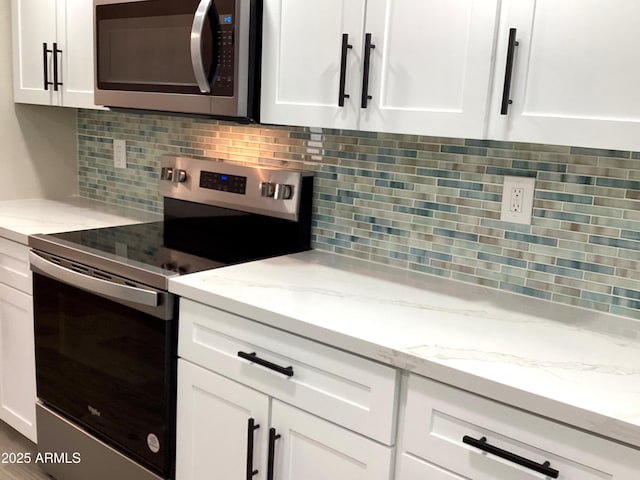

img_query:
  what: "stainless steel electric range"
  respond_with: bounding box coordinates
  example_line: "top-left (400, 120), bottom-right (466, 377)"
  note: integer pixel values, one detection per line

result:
top-left (28, 156), bottom-right (313, 480)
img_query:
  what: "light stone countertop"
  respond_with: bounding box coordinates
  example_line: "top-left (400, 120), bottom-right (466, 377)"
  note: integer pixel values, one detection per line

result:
top-left (0, 197), bottom-right (160, 244)
top-left (169, 250), bottom-right (640, 451)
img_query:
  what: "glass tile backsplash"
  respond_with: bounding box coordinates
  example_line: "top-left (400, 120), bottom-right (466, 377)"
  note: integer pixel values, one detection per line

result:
top-left (78, 109), bottom-right (640, 321)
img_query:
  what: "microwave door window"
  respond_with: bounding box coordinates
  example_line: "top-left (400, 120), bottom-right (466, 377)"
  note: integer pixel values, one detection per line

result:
top-left (96, 0), bottom-right (215, 94)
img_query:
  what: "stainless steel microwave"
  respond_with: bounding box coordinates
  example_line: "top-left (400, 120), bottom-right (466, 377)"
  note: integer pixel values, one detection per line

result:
top-left (94, 0), bottom-right (261, 120)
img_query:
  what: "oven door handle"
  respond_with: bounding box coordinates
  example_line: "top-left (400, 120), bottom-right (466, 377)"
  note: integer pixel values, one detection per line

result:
top-left (29, 251), bottom-right (159, 307)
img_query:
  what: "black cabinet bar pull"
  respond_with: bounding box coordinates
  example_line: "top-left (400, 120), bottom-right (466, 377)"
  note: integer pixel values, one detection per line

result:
top-left (237, 351), bottom-right (294, 377)
top-left (42, 43), bottom-right (53, 91)
top-left (361, 33), bottom-right (376, 108)
top-left (246, 418), bottom-right (260, 479)
top-left (338, 33), bottom-right (353, 107)
top-left (52, 43), bottom-right (63, 91)
top-left (266, 427), bottom-right (281, 480)
top-left (462, 435), bottom-right (559, 478)
top-left (500, 28), bottom-right (519, 115)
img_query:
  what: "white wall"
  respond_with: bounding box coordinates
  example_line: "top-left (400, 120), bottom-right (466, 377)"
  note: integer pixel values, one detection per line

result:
top-left (1, 0), bottom-right (78, 199)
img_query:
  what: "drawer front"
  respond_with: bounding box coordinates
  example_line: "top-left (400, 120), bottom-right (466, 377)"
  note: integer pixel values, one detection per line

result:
top-left (178, 299), bottom-right (398, 445)
top-left (0, 237), bottom-right (31, 294)
top-left (397, 374), bottom-right (640, 480)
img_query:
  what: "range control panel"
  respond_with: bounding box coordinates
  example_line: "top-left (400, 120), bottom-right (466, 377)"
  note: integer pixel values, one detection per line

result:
top-left (200, 171), bottom-right (247, 194)
top-left (158, 156), bottom-right (312, 221)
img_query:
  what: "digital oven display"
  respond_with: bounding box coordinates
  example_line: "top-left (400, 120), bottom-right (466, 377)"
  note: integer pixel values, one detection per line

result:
top-left (199, 171), bottom-right (247, 194)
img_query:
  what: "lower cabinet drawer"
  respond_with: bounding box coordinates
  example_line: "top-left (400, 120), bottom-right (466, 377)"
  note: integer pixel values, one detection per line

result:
top-left (0, 237), bottom-right (30, 294)
top-left (178, 299), bottom-right (398, 445)
top-left (396, 374), bottom-right (640, 480)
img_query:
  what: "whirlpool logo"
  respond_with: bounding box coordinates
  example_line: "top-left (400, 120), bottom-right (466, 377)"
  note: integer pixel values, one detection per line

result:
top-left (88, 405), bottom-right (101, 417)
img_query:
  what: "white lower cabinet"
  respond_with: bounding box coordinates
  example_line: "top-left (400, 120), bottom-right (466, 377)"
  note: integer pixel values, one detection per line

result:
top-left (0, 238), bottom-right (36, 442)
top-left (0, 284), bottom-right (35, 441)
top-left (176, 299), bottom-right (397, 480)
top-left (396, 374), bottom-right (640, 480)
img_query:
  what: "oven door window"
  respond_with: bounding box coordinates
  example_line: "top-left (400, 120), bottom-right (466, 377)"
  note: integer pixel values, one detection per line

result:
top-left (33, 273), bottom-right (174, 476)
top-left (96, 0), bottom-right (236, 95)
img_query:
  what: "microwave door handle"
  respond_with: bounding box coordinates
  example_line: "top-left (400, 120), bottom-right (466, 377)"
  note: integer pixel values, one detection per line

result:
top-left (191, 0), bottom-right (215, 93)
top-left (29, 251), bottom-right (159, 307)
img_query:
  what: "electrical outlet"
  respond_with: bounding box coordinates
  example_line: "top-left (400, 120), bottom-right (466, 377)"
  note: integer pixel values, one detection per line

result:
top-left (113, 139), bottom-right (127, 169)
top-left (501, 176), bottom-right (535, 225)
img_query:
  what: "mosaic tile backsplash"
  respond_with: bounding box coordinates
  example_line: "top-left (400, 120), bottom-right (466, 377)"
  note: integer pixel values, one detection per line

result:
top-left (78, 109), bottom-right (640, 321)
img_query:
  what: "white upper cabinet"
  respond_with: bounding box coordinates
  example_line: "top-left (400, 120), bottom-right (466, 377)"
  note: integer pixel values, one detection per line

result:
top-left (12, 0), bottom-right (98, 109)
top-left (260, 0), bottom-right (366, 129)
top-left (489, 0), bottom-right (640, 150)
top-left (361, 0), bottom-right (499, 138)
top-left (261, 0), bottom-right (500, 138)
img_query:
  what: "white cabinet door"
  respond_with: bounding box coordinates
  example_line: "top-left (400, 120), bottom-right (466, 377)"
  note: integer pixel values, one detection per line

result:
top-left (12, 0), bottom-right (98, 108)
top-left (176, 360), bottom-right (270, 480)
top-left (12, 0), bottom-right (59, 105)
top-left (361, 0), bottom-right (499, 138)
top-left (0, 283), bottom-right (36, 442)
top-left (490, 0), bottom-right (640, 151)
top-left (57, 0), bottom-right (98, 108)
top-left (270, 401), bottom-right (393, 480)
top-left (261, 0), bottom-right (366, 129)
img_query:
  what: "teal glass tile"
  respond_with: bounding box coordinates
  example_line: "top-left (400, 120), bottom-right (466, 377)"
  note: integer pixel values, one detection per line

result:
top-left (632, 151), bottom-right (640, 160)
top-left (433, 228), bottom-right (478, 242)
top-left (465, 139), bottom-right (514, 149)
top-left (512, 161), bottom-right (567, 172)
top-left (505, 232), bottom-right (557, 246)
top-left (569, 146), bottom-right (630, 158)
top-left (595, 178), bottom-right (640, 190)
top-left (485, 167), bottom-right (537, 177)
top-left (441, 145), bottom-right (487, 156)
top-left (416, 168), bottom-right (461, 179)
top-left (621, 230), bottom-right (640, 241)
top-left (499, 282), bottom-right (552, 300)
top-left (590, 235), bottom-right (640, 251)
top-left (613, 287), bottom-right (640, 300)
top-left (414, 201), bottom-right (457, 213)
top-left (371, 225), bottom-right (410, 237)
top-left (409, 247), bottom-right (453, 262)
top-left (477, 252), bottom-right (527, 269)
top-left (437, 179), bottom-right (484, 191)
top-left (374, 180), bottom-right (415, 190)
top-left (533, 209), bottom-right (590, 223)
top-left (537, 172), bottom-right (594, 185)
top-left (529, 263), bottom-right (583, 279)
top-left (556, 259), bottom-right (615, 275)
top-left (393, 205), bottom-right (435, 217)
top-left (535, 191), bottom-right (593, 205)
top-left (460, 190), bottom-right (501, 202)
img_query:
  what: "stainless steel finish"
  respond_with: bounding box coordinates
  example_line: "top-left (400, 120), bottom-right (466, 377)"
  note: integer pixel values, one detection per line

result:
top-left (274, 184), bottom-right (293, 200)
top-left (260, 181), bottom-right (275, 198)
top-left (191, 0), bottom-right (214, 94)
top-left (29, 233), bottom-right (173, 291)
top-left (172, 168), bottom-right (187, 183)
top-left (159, 156), bottom-right (312, 221)
top-left (160, 167), bottom-right (173, 181)
top-left (36, 403), bottom-right (164, 480)
top-left (93, 0), bottom-right (257, 118)
top-left (30, 251), bottom-right (159, 307)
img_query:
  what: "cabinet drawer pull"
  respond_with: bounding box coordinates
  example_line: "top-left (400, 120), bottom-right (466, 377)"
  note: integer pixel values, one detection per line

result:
top-left (266, 428), bottom-right (281, 480)
top-left (237, 351), bottom-right (294, 377)
top-left (462, 435), bottom-right (559, 478)
top-left (500, 28), bottom-right (519, 115)
top-left (246, 418), bottom-right (260, 479)
top-left (338, 34), bottom-right (353, 107)
top-left (361, 33), bottom-right (376, 108)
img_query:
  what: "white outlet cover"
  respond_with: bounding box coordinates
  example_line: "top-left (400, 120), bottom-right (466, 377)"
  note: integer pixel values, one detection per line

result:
top-left (500, 176), bottom-right (536, 225)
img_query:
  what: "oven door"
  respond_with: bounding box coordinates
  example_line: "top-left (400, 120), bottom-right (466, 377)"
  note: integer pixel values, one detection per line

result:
top-left (31, 252), bottom-right (176, 477)
top-left (94, 0), bottom-right (249, 117)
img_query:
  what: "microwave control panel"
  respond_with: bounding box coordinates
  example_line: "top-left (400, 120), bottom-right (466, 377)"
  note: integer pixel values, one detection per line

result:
top-left (212, 14), bottom-right (235, 97)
